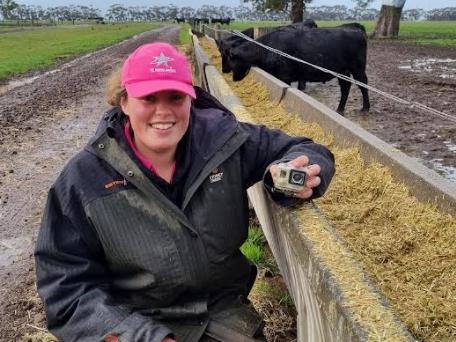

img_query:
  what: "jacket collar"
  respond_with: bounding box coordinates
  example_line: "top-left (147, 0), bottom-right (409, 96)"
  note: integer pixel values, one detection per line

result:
top-left (86, 87), bottom-right (249, 212)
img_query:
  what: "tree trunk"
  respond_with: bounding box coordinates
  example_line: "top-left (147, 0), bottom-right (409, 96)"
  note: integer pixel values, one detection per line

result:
top-left (372, 4), bottom-right (404, 39)
top-left (291, 0), bottom-right (303, 23)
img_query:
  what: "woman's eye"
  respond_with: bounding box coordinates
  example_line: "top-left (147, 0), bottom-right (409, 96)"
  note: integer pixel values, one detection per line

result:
top-left (142, 95), bottom-right (156, 103)
top-left (140, 92), bottom-right (185, 104)
top-left (169, 93), bottom-right (185, 103)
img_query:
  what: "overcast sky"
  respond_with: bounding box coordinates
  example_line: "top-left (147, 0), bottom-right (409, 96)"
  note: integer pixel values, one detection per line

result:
top-left (17, 0), bottom-right (454, 13)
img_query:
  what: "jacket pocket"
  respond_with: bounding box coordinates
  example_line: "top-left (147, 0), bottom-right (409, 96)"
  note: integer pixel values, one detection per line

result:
top-left (86, 191), bottom-right (185, 295)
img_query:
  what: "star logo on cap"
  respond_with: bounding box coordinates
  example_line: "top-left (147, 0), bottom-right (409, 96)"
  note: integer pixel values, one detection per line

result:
top-left (151, 52), bottom-right (174, 67)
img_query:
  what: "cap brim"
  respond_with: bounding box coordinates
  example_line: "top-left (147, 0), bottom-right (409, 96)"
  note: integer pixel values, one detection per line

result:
top-left (125, 80), bottom-right (196, 99)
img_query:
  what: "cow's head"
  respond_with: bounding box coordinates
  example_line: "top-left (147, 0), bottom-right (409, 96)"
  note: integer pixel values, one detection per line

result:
top-left (229, 50), bottom-right (251, 81)
top-left (221, 53), bottom-right (232, 73)
top-left (219, 41), bottom-right (232, 73)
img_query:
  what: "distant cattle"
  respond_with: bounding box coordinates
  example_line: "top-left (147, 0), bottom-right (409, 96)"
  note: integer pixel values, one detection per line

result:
top-left (212, 17), bottom-right (233, 25)
top-left (175, 17), bottom-right (185, 24)
top-left (190, 18), bottom-right (210, 25)
top-left (227, 24), bottom-right (369, 114)
top-left (87, 16), bottom-right (105, 24)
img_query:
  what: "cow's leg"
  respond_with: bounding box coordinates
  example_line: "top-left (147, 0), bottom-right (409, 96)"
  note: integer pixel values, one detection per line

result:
top-left (298, 80), bottom-right (306, 90)
top-left (352, 70), bottom-right (370, 112)
top-left (337, 77), bottom-right (351, 115)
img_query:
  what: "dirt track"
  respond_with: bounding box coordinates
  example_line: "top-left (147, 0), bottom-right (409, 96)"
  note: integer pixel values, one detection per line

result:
top-left (0, 25), bottom-right (180, 341)
top-left (0, 26), bottom-right (455, 341)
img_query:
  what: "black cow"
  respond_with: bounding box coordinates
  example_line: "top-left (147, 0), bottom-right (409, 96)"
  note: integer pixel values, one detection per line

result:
top-left (218, 21), bottom-right (317, 74)
top-left (299, 18), bottom-right (318, 29)
top-left (212, 17), bottom-right (232, 25)
top-left (190, 18), bottom-right (210, 24)
top-left (336, 22), bottom-right (366, 33)
top-left (228, 25), bottom-right (370, 114)
top-left (217, 28), bottom-right (255, 73)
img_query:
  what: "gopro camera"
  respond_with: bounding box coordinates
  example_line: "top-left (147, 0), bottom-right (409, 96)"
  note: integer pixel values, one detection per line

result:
top-left (272, 163), bottom-right (307, 193)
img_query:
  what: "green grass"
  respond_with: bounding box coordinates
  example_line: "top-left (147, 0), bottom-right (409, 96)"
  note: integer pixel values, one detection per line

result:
top-left (226, 20), bottom-right (286, 32)
top-left (0, 22), bottom-right (160, 80)
top-left (397, 21), bottom-right (456, 46)
top-left (225, 20), bottom-right (456, 47)
top-left (179, 23), bottom-right (191, 44)
top-left (241, 224), bottom-right (278, 273)
top-left (254, 281), bottom-right (295, 310)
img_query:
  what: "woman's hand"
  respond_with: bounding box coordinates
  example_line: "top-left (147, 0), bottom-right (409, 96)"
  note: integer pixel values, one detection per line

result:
top-left (269, 155), bottom-right (321, 199)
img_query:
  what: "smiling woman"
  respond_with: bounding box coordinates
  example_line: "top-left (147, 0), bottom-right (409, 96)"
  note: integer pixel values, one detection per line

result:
top-left (121, 91), bottom-right (192, 182)
top-left (119, 43), bottom-right (195, 182)
top-left (34, 41), bottom-right (336, 342)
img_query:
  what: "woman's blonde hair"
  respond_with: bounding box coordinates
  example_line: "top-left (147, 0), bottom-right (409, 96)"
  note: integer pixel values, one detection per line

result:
top-left (106, 67), bottom-right (127, 106)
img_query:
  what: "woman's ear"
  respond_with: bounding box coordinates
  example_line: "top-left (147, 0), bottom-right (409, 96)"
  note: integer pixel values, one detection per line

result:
top-left (120, 96), bottom-right (128, 115)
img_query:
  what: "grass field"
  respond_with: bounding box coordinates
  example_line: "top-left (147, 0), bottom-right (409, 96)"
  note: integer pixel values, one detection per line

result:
top-left (225, 20), bottom-right (456, 47)
top-left (0, 22), bottom-right (160, 81)
top-left (179, 23), bottom-right (191, 44)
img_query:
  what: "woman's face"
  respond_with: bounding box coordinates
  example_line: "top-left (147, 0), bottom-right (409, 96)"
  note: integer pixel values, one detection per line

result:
top-left (121, 90), bottom-right (191, 158)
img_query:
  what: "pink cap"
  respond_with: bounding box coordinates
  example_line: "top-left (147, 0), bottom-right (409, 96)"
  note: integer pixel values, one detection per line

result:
top-left (121, 42), bottom-right (196, 99)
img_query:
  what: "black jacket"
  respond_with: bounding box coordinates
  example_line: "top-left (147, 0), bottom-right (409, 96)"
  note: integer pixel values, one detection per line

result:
top-left (35, 88), bottom-right (335, 342)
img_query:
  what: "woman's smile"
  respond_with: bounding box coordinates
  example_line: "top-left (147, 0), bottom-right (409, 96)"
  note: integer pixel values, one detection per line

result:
top-left (149, 122), bottom-right (175, 130)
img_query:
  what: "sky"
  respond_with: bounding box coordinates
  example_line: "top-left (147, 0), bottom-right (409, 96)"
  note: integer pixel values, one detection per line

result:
top-left (16, 0), bottom-right (455, 13)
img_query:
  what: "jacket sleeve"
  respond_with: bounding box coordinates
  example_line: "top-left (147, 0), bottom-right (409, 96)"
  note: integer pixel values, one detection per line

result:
top-left (239, 122), bottom-right (335, 206)
top-left (35, 185), bottom-right (173, 342)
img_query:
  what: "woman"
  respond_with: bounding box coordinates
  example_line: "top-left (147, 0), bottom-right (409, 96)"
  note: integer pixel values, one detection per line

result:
top-left (35, 42), bottom-right (335, 342)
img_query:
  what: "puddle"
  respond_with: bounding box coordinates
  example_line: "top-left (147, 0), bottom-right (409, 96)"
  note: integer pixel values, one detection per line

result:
top-left (443, 140), bottom-right (456, 153)
top-left (423, 158), bottom-right (456, 182)
top-left (398, 58), bottom-right (456, 80)
top-left (419, 139), bottom-right (456, 182)
top-left (0, 236), bottom-right (33, 268)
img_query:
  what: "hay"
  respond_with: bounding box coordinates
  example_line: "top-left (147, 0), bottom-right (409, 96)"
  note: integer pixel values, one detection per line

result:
top-left (21, 331), bottom-right (58, 342)
top-left (198, 38), bottom-right (456, 342)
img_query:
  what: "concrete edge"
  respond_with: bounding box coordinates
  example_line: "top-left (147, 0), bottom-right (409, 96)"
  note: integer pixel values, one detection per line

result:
top-left (190, 36), bottom-right (414, 341)
top-left (190, 37), bottom-right (211, 90)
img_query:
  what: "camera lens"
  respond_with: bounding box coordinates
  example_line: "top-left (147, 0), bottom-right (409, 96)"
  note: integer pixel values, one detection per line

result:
top-left (290, 170), bottom-right (305, 185)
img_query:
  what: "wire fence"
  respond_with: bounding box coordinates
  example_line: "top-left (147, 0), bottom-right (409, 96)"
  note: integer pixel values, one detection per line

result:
top-left (202, 24), bottom-right (456, 124)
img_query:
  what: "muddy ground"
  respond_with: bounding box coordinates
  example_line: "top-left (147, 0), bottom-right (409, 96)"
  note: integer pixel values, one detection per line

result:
top-left (304, 40), bottom-right (456, 181)
top-left (0, 25), bottom-right (181, 341)
top-left (0, 26), bottom-right (455, 341)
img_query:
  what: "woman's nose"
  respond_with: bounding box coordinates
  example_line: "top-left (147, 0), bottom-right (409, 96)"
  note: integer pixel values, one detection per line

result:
top-left (154, 100), bottom-right (171, 115)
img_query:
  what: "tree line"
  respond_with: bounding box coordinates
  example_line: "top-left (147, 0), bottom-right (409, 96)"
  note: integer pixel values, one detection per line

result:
top-left (0, 1), bottom-right (455, 23)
